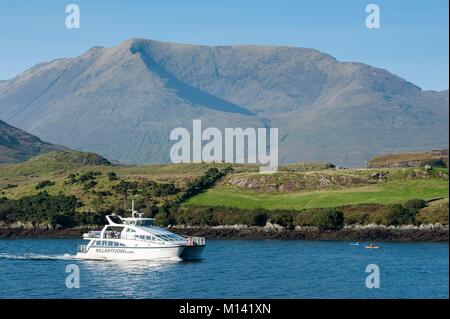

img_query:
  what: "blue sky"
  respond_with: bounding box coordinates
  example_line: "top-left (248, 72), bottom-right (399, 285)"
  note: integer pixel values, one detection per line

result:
top-left (0, 0), bottom-right (448, 90)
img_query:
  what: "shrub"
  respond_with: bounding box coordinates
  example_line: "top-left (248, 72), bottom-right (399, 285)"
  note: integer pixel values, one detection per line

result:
top-left (79, 171), bottom-right (101, 183)
top-left (173, 166), bottom-right (233, 204)
top-left (51, 214), bottom-right (76, 228)
top-left (269, 211), bottom-right (295, 227)
top-left (154, 211), bottom-right (175, 227)
top-left (35, 180), bottom-right (55, 190)
top-left (2, 184), bottom-right (18, 190)
top-left (66, 174), bottom-right (77, 184)
top-left (380, 204), bottom-right (417, 225)
top-left (312, 209), bottom-right (344, 230)
top-left (344, 212), bottom-right (370, 225)
top-left (294, 212), bottom-right (314, 227)
top-left (107, 172), bottom-right (118, 181)
top-left (250, 212), bottom-right (269, 226)
top-left (76, 210), bottom-right (109, 225)
top-left (142, 181), bottom-right (178, 197)
top-left (173, 207), bottom-right (213, 225)
top-left (404, 199), bottom-right (427, 210)
top-left (415, 201), bottom-right (449, 225)
top-left (83, 180), bottom-right (97, 190)
top-left (293, 209), bottom-right (344, 229)
top-left (112, 180), bottom-right (138, 195)
top-left (420, 159), bottom-right (447, 168)
top-left (97, 191), bottom-right (112, 197)
top-left (0, 192), bottom-right (81, 227)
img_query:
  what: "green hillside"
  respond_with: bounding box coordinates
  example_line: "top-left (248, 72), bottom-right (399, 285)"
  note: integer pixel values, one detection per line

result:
top-left (0, 150), bottom-right (448, 228)
top-left (0, 151), bottom-right (254, 211)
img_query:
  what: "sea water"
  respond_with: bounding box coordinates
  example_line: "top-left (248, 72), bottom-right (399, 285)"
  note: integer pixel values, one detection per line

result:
top-left (0, 239), bottom-right (447, 298)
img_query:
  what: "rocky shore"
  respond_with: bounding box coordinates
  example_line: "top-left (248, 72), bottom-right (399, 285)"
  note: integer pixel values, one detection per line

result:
top-left (0, 223), bottom-right (448, 242)
top-left (171, 223), bottom-right (449, 242)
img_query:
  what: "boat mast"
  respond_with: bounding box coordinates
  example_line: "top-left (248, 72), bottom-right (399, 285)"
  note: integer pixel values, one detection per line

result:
top-left (131, 195), bottom-right (137, 217)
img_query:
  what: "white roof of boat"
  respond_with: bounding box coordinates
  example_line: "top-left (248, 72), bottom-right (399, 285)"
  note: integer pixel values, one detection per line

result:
top-left (136, 226), bottom-right (177, 235)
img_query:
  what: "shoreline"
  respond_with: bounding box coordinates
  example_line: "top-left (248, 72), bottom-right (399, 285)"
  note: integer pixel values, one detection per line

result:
top-left (0, 224), bottom-right (448, 242)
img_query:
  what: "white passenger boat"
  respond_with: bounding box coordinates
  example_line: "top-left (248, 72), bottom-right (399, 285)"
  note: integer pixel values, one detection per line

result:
top-left (75, 200), bottom-right (205, 261)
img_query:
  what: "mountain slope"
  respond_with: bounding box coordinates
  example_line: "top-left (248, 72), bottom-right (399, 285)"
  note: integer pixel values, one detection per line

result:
top-left (0, 38), bottom-right (448, 166)
top-left (0, 119), bottom-right (66, 164)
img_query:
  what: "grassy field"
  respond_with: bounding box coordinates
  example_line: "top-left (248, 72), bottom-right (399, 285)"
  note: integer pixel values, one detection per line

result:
top-left (185, 178), bottom-right (449, 210)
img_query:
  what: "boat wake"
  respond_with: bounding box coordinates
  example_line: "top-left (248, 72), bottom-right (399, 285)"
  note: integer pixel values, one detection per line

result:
top-left (0, 253), bottom-right (77, 261)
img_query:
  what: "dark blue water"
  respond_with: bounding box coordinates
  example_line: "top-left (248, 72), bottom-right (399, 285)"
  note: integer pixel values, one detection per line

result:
top-left (0, 239), bottom-right (448, 298)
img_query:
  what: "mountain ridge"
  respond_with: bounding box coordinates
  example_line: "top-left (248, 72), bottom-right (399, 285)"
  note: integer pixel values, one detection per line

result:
top-left (0, 38), bottom-right (447, 166)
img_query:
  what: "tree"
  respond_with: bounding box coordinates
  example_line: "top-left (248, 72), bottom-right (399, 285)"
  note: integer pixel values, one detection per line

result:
top-left (83, 180), bottom-right (97, 191)
top-left (107, 172), bottom-right (118, 181)
top-left (381, 204), bottom-right (415, 225)
top-left (312, 209), bottom-right (344, 230)
top-left (404, 199), bottom-right (427, 210)
top-left (35, 180), bottom-right (55, 190)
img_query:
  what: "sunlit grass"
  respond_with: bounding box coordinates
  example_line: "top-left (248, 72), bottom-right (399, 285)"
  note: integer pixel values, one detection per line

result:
top-left (185, 178), bottom-right (449, 210)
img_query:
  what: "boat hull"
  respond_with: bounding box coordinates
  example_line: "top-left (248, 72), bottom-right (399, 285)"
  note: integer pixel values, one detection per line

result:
top-left (75, 245), bottom-right (185, 261)
top-left (180, 245), bottom-right (205, 260)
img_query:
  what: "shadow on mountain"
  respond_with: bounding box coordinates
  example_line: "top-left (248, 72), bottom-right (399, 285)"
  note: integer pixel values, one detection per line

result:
top-left (132, 47), bottom-right (256, 116)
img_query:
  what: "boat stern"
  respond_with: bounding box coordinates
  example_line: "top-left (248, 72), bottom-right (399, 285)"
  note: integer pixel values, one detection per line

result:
top-left (180, 236), bottom-right (206, 260)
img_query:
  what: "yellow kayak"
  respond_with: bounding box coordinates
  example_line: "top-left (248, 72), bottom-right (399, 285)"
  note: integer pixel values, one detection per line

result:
top-left (365, 245), bottom-right (380, 249)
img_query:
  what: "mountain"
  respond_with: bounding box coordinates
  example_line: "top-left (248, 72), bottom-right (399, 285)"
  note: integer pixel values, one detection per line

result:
top-left (0, 119), bottom-right (66, 164)
top-left (0, 38), bottom-right (448, 167)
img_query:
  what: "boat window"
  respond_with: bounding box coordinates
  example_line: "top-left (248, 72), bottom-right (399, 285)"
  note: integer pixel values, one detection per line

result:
top-left (136, 220), bottom-right (153, 226)
top-left (109, 215), bottom-right (123, 224)
top-left (94, 241), bottom-right (101, 246)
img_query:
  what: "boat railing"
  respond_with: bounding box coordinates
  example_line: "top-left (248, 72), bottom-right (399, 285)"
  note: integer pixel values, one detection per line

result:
top-left (83, 231), bottom-right (101, 238)
top-left (186, 236), bottom-right (206, 246)
top-left (103, 231), bottom-right (121, 239)
top-left (120, 234), bottom-right (181, 245)
top-left (132, 234), bottom-right (168, 244)
top-left (83, 231), bottom-right (121, 239)
top-left (78, 245), bottom-right (88, 253)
